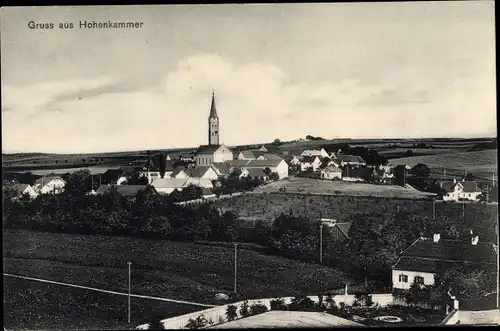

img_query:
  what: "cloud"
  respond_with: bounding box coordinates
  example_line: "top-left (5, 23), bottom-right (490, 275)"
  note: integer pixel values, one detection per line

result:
top-left (1, 53), bottom-right (496, 153)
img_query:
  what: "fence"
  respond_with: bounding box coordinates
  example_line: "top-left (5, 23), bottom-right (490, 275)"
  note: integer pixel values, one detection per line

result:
top-left (152, 293), bottom-right (394, 329)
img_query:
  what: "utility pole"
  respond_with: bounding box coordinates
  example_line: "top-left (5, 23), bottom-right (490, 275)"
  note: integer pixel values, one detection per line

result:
top-left (319, 223), bottom-right (324, 263)
top-left (444, 169), bottom-right (446, 181)
top-left (127, 261), bottom-right (131, 323)
top-left (233, 243), bottom-right (238, 294)
top-left (433, 199), bottom-right (436, 220)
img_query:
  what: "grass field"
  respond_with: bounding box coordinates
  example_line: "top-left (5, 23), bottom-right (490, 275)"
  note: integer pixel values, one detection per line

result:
top-left (3, 277), bottom-right (199, 330)
top-left (211, 192), bottom-right (498, 231)
top-left (378, 148), bottom-right (458, 157)
top-left (252, 177), bottom-right (436, 199)
top-left (388, 149), bottom-right (497, 183)
top-left (4, 229), bottom-right (347, 303)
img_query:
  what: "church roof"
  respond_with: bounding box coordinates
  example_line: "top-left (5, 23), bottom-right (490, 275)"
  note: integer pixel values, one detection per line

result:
top-left (209, 90), bottom-right (218, 118)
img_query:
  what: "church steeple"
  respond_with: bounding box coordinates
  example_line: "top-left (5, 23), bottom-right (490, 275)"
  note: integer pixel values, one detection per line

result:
top-left (209, 89), bottom-right (218, 118)
top-left (208, 90), bottom-right (220, 146)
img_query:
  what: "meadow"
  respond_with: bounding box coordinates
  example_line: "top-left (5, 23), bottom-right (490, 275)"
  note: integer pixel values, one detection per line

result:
top-left (3, 277), bottom-right (198, 330)
top-left (211, 192), bottom-right (498, 232)
top-left (251, 177), bottom-right (436, 199)
top-left (4, 230), bottom-right (348, 304)
top-left (389, 149), bottom-right (497, 183)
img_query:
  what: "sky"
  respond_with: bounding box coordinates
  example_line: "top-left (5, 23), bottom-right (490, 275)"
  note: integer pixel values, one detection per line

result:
top-left (1, 2), bottom-right (496, 153)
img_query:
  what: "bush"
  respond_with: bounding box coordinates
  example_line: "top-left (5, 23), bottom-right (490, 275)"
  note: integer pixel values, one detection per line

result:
top-left (249, 302), bottom-right (268, 316)
top-left (185, 315), bottom-right (208, 329)
top-left (239, 300), bottom-right (251, 318)
top-left (226, 304), bottom-right (238, 321)
top-left (270, 297), bottom-right (287, 311)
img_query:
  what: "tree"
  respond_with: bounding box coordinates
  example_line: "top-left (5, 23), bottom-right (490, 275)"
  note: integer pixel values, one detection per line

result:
top-left (289, 296), bottom-right (315, 311)
top-left (249, 303), bottom-right (268, 316)
top-left (185, 315), bottom-right (208, 329)
top-left (239, 301), bottom-right (251, 317)
top-left (270, 297), bottom-right (287, 310)
top-left (269, 172), bottom-right (279, 181)
top-left (156, 153), bottom-right (168, 178)
top-left (263, 167), bottom-right (272, 176)
top-left (229, 168), bottom-right (242, 180)
top-left (226, 304), bottom-right (238, 321)
top-left (273, 138), bottom-right (281, 145)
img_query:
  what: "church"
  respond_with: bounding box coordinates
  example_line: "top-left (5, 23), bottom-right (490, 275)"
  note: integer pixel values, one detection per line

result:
top-left (194, 91), bottom-right (233, 166)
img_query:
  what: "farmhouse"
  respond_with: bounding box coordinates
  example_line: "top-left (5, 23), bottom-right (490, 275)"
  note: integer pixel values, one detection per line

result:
top-left (241, 167), bottom-right (270, 181)
top-left (151, 178), bottom-right (191, 195)
top-left (257, 145), bottom-right (282, 155)
top-left (237, 150), bottom-right (260, 160)
top-left (440, 179), bottom-right (482, 202)
top-left (332, 155), bottom-right (366, 167)
top-left (227, 159), bottom-right (289, 179)
top-left (6, 183), bottom-right (39, 200)
top-left (139, 158), bottom-right (175, 184)
top-left (391, 232), bottom-right (498, 290)
top-left (33, 176), bottom-right (66, 194)
top-left (341, 167), bottom-right (369, 182)
top-left (300, 156), bottom-right (322, 172)
top-left (301, 148), bottom-right (329, 158)
top-left (186, 177), bottom-right (214, 189)
top-left (170, 168), bottom-right (191, 179)
top-left (95, 184), bottom-right (153, 197)
top-left (256, 153), bottom-right (283, 161)
top-left (320, 165), bottom-right (342, 180)
top-left (212, 162), bottom-right (232, 178)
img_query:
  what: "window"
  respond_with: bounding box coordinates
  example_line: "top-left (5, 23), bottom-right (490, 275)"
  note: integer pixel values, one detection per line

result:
top-left (414, 276), bottom-right (424, 285)
top-left (399, 274), bottom-right (408, 283)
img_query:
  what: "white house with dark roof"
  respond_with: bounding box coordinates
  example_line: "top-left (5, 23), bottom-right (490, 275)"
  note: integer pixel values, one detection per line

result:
top-left (226, 159), bottom-right (289, 179)
top-left (441, 179), bottom-right (482, 202)
top-left (300, 156), bottom-right (322, 172)
top-left (321, 165), bottom-right (342, 180)
top-left (392, 232), bottom-right (498, 290)
top-left (6, 183), bottom-right (39, 200)
top-left (33, 176), bottom-right (66, 194)
top-left (301, 148), bottom-right (329, 158)
top-left (237, 150), bottom-right (259, 160)
top-left (151, 178), bottom-right (191, 195)
top-left (195, 145), bottom-right (233, 166)
top-left (332, 154), bottom-right (366, 167)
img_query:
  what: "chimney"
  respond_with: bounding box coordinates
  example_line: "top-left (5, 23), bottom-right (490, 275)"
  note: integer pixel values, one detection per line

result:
top-left (471, 234), bottom-right (479, 246)
top-left (433, 233), bottom-right (441, 243)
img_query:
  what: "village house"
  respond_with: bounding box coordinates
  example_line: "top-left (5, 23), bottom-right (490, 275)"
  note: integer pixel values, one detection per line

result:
top-left (320, 165), bottom-right (342, 180)
top-left (139, 157), bottom-right (175, 184)
top-left (211, 162), bottom-right (232, 178)
top-left (391, 232), bottom-right (498, 290)
top-left (6, 183), bottom-right (39, 200)
top-left (373, 165), bottom-right (395, 184)
top-left (284, 155), bottom-right (301, 166)
top-left (151, 178), bottom-right (191, 195)
top-left (227, 159), bottom-right (289, 179)
top-left (186, 177), bottom-right (214, 189)
top-left (237, 150), bottom-right (260, 160)
top-left (331, 155), bottom-right (366, 167)
top-left (300, 156), bottom-right (322, 172)
top-left (33, 176), bottom-right (66, 194)
top-left (327, 221), bottom-right (352, 242)
top-left (301, 148), bottom-right (329, 158)
top-left (239, 167), bottom-right (270, 181)
top-left (441, 179), bottom-right (483, 202)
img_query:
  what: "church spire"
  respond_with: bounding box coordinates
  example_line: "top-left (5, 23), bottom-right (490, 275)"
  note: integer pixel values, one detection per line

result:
top-left (209, 89), bottom-right (218, 118)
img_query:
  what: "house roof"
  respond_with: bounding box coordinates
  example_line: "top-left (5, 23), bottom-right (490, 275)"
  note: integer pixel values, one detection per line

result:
top-left (227, 159), bottom-right (284, 168)
top-left (301, 156), bottom-right (320, 163)
top-left (440, 181), bottom-right (481, 193)
top-left (141, 156), bottom-right (175, 172)
top-left (184, 166), bottom-right (212, 178)
top-left (197, 145), bottom-right (223, 155)
top-left (34, 176), bottom-right (65, 186)
top-left (393, 237), bottom-right (498, 273)
top-left (334, 155), bottom-right (366, 163)
top-left (257, 153), bottom-right (283, 160)
top-left (151, 178), bottom-right (190, 188)
top-left (95, 185), bottom-right (150, 197)
top-left (239, 150), bottom-right (258, 159)
top-left (212, 162), bottom-right (232, 176)
top-left (322, 165), bottom-right (342, 173)
top-left (244, 167), bottom-right (269, 178)
top-left (10, 183), bottom-right (30, 194)
top-left (333, 222), bottom-right (352, 237)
